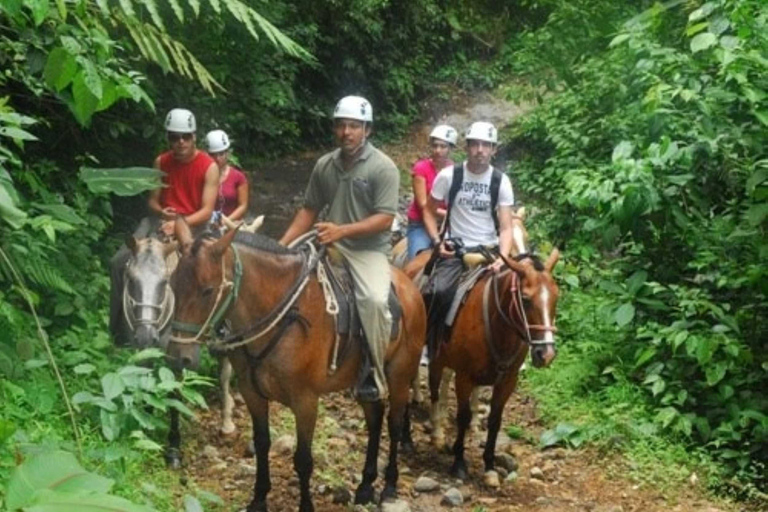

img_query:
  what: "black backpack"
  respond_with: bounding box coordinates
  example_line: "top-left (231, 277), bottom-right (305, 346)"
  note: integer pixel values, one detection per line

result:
top-left (445, 162), bottom-right (503, 235)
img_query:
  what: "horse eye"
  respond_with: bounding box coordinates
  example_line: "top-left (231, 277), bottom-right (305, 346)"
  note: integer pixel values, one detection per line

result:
top-left (522, 295), bottom-right (532, 304)
top-left (201, 287), bottom-right (214, 298)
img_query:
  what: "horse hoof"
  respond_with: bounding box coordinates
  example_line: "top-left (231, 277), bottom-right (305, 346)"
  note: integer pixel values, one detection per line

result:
top-left (380, 485), bottom-right (397, 503)
top-left (220, 421), bottom-right (237, 436)
top-left (401, 440), bottom-right (415, 454)
top-left (354, 484), bottom-right (375, 505)
top-left (449, 463), bottom-right (468, 481)
top-left (483, 470), bottom-right (500, 488)
top-left (164, 449), bottom-right (182, 470)
top-left (298, 500), bottom-right (314, 512)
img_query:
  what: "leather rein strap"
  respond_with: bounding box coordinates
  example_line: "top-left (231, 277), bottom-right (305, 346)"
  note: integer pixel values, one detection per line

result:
top-left (482, 267), bottom-right (557, 380)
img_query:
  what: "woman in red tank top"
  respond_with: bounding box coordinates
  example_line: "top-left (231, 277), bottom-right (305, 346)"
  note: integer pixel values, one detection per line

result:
top-left (206, 130), bottom-right (249, 221)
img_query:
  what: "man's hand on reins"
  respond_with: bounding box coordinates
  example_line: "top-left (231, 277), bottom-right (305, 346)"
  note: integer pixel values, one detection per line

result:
top-left (315, 222), bottom-right (347, 245)
top-left (489, 257), bottom-right (505, 273)
top-left (438, 241), bottom-right (456, 259)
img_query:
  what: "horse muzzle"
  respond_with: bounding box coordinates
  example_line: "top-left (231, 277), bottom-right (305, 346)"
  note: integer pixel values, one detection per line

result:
top-left (134, 324), bottom-right (160, 349)
top-left (531, 343), bottom-right (557, 368)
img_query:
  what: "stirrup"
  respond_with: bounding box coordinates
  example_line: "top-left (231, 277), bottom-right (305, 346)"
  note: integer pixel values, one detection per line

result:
top-left (355, 373), bottom-right (381, 402)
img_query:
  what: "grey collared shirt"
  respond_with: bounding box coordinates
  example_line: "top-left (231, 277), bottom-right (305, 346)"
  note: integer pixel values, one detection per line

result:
top-left (304, 142), bottom-right (399, 253)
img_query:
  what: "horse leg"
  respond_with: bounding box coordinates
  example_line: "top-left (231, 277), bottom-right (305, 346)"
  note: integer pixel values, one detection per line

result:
top-left (429, 366), bottom-right (450, 449)
top-left (449, 372), bottom-right (474, 481)
top-left (382, 381), bottom-right (409, 502)
top-left (469, 388), bottom-right (481, 433)
top-left (482, 373), bottom-right (520, 488)
top-left (245, 397), bottom-right (271, 512)
top-left (219, 356), bottom-right (236, 435)
top-left (293, 398), bottom-right (319, 512)
top-left (400, 402), bottom-right (415, 454)
top-left (165, 392), bottom-right (182, 469)
top-left (411, 369), bottom-right (423, 404)
top-left (354, 400), bottom-right (385, 505)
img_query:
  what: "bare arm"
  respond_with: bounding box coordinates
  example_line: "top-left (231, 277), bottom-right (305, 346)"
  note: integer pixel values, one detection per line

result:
top-left (497, 204), bottom-right (514, 259)
top-left (228, 180), bottom-right (249, 221)
top-left (184, 162), bottom-right (219, 227)
top-left (148, 156), bottom-right (164, 215)
top-left (280, 207), bottom-right (318, 246)
top-left (422, 195), bottom-right (442, 245)
top-left (412, 176), bottom-right (428, 214)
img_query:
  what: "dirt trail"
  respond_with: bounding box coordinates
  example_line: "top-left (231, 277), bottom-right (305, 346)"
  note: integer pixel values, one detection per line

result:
top-left (181, 378), bottom-right (732, 512)
top-left (180, 93), bottom-right (735, 512)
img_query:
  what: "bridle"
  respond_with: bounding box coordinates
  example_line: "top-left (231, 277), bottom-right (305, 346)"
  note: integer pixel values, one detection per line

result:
top-left (123, 271), bottom-right (175, 334)
top-left (170, 246), bottom-right (244, 346)
top-left (481, 251), bottom-right (557, 378)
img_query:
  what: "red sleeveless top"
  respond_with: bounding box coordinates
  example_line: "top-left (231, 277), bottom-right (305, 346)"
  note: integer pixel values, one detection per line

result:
top-left (158, 150), bottom-right (214, 215)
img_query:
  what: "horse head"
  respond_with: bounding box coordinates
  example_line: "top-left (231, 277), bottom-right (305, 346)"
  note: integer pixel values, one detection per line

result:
top-left (169, 220), bottom-right (240, 370)
top-left (501, 247), bottom-right (559, 368)
top-left (124, 236), bottom-right (177, 349)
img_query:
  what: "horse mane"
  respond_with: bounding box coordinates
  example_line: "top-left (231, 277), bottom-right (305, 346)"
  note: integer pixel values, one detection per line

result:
top-left (189, 229), bottom-right (296, 256)
top-left (234, 231), bottom-right (296, 255)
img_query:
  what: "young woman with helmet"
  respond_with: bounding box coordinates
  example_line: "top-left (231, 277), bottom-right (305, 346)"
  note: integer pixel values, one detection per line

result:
top-left (405, 124), bottom-right (458, 261)
top-left (205, 129), bottom-right (249, 222)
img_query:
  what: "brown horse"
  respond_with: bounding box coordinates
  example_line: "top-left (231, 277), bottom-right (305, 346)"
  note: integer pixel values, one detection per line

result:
top-left (401, 208), bottom-right (530, 419)
top-left (425, 250), bottom-right (559, 487)
top-left (169, 223), bottom-right (426, 512)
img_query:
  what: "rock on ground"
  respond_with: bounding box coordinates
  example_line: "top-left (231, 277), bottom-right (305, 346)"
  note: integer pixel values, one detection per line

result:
top-left (441, 487), bottom-right (463, 507)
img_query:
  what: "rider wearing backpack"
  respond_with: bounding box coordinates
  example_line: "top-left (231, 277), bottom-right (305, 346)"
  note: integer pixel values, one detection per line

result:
top-left (421, 121), bottom-right (515, 356)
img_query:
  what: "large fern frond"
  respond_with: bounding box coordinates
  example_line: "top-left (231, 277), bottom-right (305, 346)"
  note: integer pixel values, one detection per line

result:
top-left (119, 15), bottom-right (223, 94)
top-left (112, 0), bottom-right (313, 60)
top-left (0, 244), bottom-right (75, 294)
top-left (84, 0), bottom-right (313, 95)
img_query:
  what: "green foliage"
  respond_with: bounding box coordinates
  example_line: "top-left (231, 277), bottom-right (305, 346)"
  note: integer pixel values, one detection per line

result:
top-left (510, 0), bottom-right (768, 489)
top-left (80, 167), bottom-right (165, 196)
top-left (71, 350), bottom-right (211, 446)
top-left (5, 449), bottom-right (154, 512)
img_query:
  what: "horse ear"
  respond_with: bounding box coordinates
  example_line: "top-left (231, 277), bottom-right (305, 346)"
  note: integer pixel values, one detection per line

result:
top-left (516, 206), bottom-right (526, 220)
top-left (544, 248), bottom-right (560, 273)
top-left (499, 253), bottom-right (528, 275)
top-left (210, 223), bottom-right (240, 259)
top-left (175, 216), bottom-right (193, 250)
top-left (125, 235), bottom-right (139, 252)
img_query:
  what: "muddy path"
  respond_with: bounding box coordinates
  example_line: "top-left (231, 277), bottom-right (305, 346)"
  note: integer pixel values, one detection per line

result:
top-left (181, 377), bottom-right (731, 512)
top-left (181, 93), bottom-right (735, 511)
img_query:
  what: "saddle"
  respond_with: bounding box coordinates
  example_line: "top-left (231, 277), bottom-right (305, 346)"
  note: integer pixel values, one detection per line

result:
top-left (320, 248), bottom-right (402, 345)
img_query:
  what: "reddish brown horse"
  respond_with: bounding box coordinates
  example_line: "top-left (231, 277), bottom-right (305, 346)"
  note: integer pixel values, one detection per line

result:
top-left (169, 223), bottom-right (426, 512)
top-left (407, 245), bottom-right (559, 487)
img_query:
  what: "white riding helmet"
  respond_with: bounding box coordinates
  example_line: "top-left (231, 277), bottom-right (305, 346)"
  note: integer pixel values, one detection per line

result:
top-left (465, 121), bottom-right (498, 144)
top-left (165, 108), bottom-right (196, 133)
top-left (429, 124), bottom-right (458, 146)
top-left (333, 95), bottom-right (373, 123)
top-left (206, 129), bottom-right (230, 153)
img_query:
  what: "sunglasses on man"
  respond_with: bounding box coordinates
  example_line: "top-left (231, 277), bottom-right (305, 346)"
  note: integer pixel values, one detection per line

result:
top-left (167, 132), bottom-right (194, 143)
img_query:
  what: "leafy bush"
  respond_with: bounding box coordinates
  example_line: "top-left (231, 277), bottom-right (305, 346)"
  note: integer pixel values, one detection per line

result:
top-left (510, 0), bottom-right (768, 486)
top-left (71, 349), bottom-right (211, 446)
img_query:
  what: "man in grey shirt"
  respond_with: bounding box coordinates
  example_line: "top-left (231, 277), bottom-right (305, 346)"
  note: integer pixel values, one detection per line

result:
top-left (280, 95), bottom-right (400, 402)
